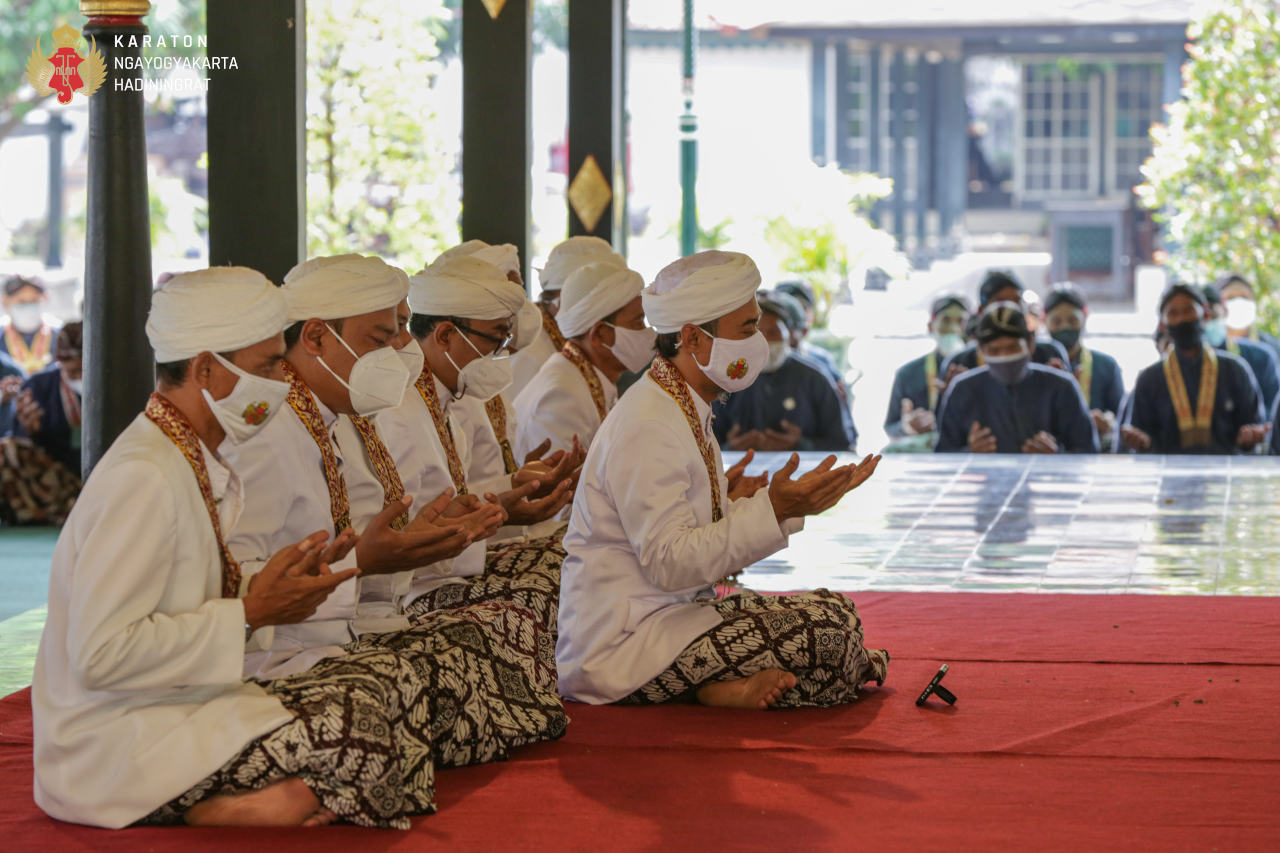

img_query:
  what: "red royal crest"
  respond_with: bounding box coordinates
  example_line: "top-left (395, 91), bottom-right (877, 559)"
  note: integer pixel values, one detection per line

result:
top-left (26, 25), bottom-right (106, 105)
top-left (725, 358), bottom-right (749, 380)
top-left (241, 401), bottom-right (270, 425)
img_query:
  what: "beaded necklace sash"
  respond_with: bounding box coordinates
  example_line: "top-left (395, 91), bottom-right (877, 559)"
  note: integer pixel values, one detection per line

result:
top-left (648, 356), bottom-right (723, 523)
top-left (1162, 344), bottom-right (1218, 448)
top-left (3, 323), bottom-right (51, 374)
top-left (483, 395), bottom-right (519, 475)
top-left (144, 393), bottom-right (242, 598)
top-left (541, 305), bottom-right (567, 351)
top-left (561, 340), bottom-right (609, 421)
top-left (348, 414), bottom-right (410, 530)
top-left (924, 351), bottom-right (939, 411)
top-left (282, 361), bottom-right (351, 533)
top-left (415, 370), bottom-right (469, 494)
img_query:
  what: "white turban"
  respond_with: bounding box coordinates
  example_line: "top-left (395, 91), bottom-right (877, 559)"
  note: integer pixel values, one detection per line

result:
top-left (436, 240), bottom-right (521, 279)
top-left (556, 261), bottom-right (645, 338)
top-left (282, 254), bottom-right (409, 322)
top-left (408, 255), bottom-right (527, 321)
top-left (537, 235), bottom-right (623, 292)
top-left (146, 266), bottom-right (289, 362)
top-left (641, 251), bottom-right (763, 334)
top-left (515, 299), bottom-right (544, 350)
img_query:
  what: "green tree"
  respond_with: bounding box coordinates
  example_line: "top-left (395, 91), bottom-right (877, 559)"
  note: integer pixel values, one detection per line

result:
top-left (307, 0), bottom-right (458, 272)
top-left (1137, 0), bottom-right (1280, 328)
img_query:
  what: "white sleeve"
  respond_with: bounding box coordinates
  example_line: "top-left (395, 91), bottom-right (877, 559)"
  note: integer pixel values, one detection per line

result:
top-left (608, 420), bottom-right (789, 592)
top-left (516, 380), bottom-right (597, 460)
top-left (64, 461), bottom-right (247, 692)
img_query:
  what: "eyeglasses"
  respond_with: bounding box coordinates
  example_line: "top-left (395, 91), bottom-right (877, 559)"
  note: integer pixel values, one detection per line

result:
top-left (452, 321), bottom-right (513, 355)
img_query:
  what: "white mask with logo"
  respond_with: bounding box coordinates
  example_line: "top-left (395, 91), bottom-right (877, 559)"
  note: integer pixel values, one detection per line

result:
top-left (693, 328), bottom-right (770, 393)
top-left (201, 352), bottom-right (291, 445)
top-left (447, 328), bottom-right (513, 401)
top-left (317, 323), bottom-right (409, 416)
top-left (604, 324), bottom-right (657, 374)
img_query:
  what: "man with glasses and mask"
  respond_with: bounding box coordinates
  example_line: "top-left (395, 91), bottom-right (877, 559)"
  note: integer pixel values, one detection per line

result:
top-left (510, 236), bottom-right (624, 399)
top-left (1, 275), bottom-right (60, 376)
top-left (1120, 283), bottom-right (1267, 455)
top-left (1043, 283), bottom-right (1125, 449)
top-left (557, 250), bottom-right (886, 711)
top-left (514, 259), bottom-right (652, 459)
top-left (714, 290), bottom-right (855, 453)
top-left (1200, 283), bottom-right (1280, 415)
top-left (935, 302), bottom-right (1098, 454)
top-left (885, 293), bottom-right (970, 444)
top-left (224, 254), bottom-right (567, 770)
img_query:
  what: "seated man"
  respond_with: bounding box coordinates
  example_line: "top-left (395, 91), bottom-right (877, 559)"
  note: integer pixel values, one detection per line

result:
top-left (1202, 283), bottom-right (1280, 414)
top-left (884, 293), bottom-right (970, 442)
top-left (1218, 273), bottom-right (1280, 362)
top-left (1121, 283), bottom-right (1267, 455)
top-left (509, 235), bottom-right (623, 398)
top-left (714, 291), bottom-right (855, 453)
top-left (941, 270), bottom-right (1070, 377)
top-left (0, 323), bottom-right (82, 524)
top-left (774, 280), bottom-right (848, 401)
top-left (558, 250), bottom-right (887, 710)
top-left (935, 303), bottom-right (1099, 454)
top-left (1, 275), bottom-right (60, 375)
top-left (1043, 284), bottom-right (1125, 447)
top-left (31, 268), bottom-right (436, 829)
top-left (514, 259), bottom-right (650, 459)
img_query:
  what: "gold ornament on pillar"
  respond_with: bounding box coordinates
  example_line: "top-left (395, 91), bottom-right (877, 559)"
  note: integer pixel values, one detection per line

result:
top-left (568, 154), bottom-right (612, 234)
top-left (480, 0), bottom-right (508, 19)
top-left (80, 1), bottom-right (151, 16)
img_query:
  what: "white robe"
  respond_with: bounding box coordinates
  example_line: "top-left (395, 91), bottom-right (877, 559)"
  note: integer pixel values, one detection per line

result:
top-left (223, 390), bottom-right (381, 679)
top-left (509, 329), bottom-right (557, 400)
top-left (512, 351), bottom-right (618, 460)
top-left (376, 374), bottom-right (512, 604)
top-left (556, 374), bottom-right (802, 704)
top-left (454, 390), bottom-right (518, 487)
top-left (32, 414), bottom-right (292, 828)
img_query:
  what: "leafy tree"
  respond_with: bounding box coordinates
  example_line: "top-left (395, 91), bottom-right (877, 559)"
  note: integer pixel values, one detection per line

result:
top-left (1137, 0), bottom-right (1280, 328)
top-left (306, 0), bottom-right (459, 272)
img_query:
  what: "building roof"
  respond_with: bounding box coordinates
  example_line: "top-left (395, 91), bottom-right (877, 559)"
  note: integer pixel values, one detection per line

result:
top-left (629, 0), bottom-right (1197, 33)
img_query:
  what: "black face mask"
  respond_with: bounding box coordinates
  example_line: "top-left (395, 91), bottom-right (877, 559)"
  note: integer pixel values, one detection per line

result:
top-left (1051, 327), bottom-right (1081, 352)
top-left (1168, 320), bottom-right (1203, 351)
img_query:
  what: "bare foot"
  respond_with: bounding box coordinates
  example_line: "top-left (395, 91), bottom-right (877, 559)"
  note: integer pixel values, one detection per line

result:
top-left (696, 669), bottom-right (798, 710)
top-left (302, 806), bottom-right (338, 827)
top-left (185, 777), bottom-right (323, 827)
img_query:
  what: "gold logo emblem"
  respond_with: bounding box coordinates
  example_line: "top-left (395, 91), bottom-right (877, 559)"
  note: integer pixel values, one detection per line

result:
top-left (26, 25), bottom-right (107, 104)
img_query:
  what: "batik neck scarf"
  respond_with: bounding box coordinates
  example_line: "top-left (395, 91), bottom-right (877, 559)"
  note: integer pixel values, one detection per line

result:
top-left (283, 361), bottom-right (351, 533)
top-left (541, 304), bottom-right (567, 351)
top-left (483, 395), bottom-right (519, 475)
top-left (1162, 344), bottom-right (1218, 448)
top-left (648, 356), bottom-right (723, 523)
top-left (925, 351), bottom-right (939, 411)
top-left (348, 414), bottom-right (409, 530)
top-left (4, 323), bottom-right (51, 374)
top-left (1075, 347), bottom-right (1093, 408)
top-left (144, 393), bottom-right (241, 598)
top-left (561, 340), bottom-right (608, 421)
top-left (415, 369), bottom-right (469, 495)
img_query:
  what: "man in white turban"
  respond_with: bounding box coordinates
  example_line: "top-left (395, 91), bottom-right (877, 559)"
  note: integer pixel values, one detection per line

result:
top-left (556, 250), bottom-right (889, 710)
top-left (510, 235), bottom-right (625, 397)
top-left (377, 253), bottom-right (584, 638)
top-left (32, 267), bottom-right (442, 829)
top-left (224, 254), bottom-right (567, 770)
top-left (513, 259), bottom-right (651, 458)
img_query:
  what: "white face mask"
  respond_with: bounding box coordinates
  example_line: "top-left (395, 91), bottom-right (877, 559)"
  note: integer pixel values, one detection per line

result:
top-left (8, 303), bottom-right (43, 334)
top-left (396, 339), bottom-right (426, 395)
top-left (763, 339), bottom-right (790, 373)
top-left (317, 322), bottom-right (409, 416)
top-left (447, 327), bottom-right (513, 401)
top-left (692, 328), bottom-right (770, 393)
top-left (65, 377), bottom-right (83, 395)
top-left (604, 324), bottom-right (656, 374)
top-left (1225, 297), bottom-right (1257, 331)
top-left (934, 332), bottom-right (966, 358)
top-left (201, 352), bottom-right (291, 445)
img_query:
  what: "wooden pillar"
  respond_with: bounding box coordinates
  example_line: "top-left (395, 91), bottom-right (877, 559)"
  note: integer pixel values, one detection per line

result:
top-left (207, 0), bottom-right (304, 284)
top-left (80, 1), bottom-right (154, 476)
top-left (567, 0), bottom-right (626, 251)
top-left (462, 0), bottom-right (532, 282)
top-left (810, 38), bottom-right (827, 165)
top-left (889, 48), bottom-right (906, 247)
top-left (916, 55), bottom-right (936, 249)
top-left (936, 56), bottom-right (967, 239)
top-left (833, 42), bottom-right (852, 168)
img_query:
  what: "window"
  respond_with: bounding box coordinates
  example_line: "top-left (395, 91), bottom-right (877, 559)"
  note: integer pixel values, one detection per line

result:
top-left (1109, 63), bottom-right (1162, 193)
top-left (1018, 63), bottom-right (1099, 200)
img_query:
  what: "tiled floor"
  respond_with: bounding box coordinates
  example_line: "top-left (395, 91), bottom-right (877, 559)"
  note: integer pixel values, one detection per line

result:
top-left (2, 453), bottom-right (1279, 693)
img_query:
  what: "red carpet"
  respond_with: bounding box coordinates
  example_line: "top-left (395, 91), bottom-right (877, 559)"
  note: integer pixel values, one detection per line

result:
top-left (2, 592), bottom-right (1278, 851)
